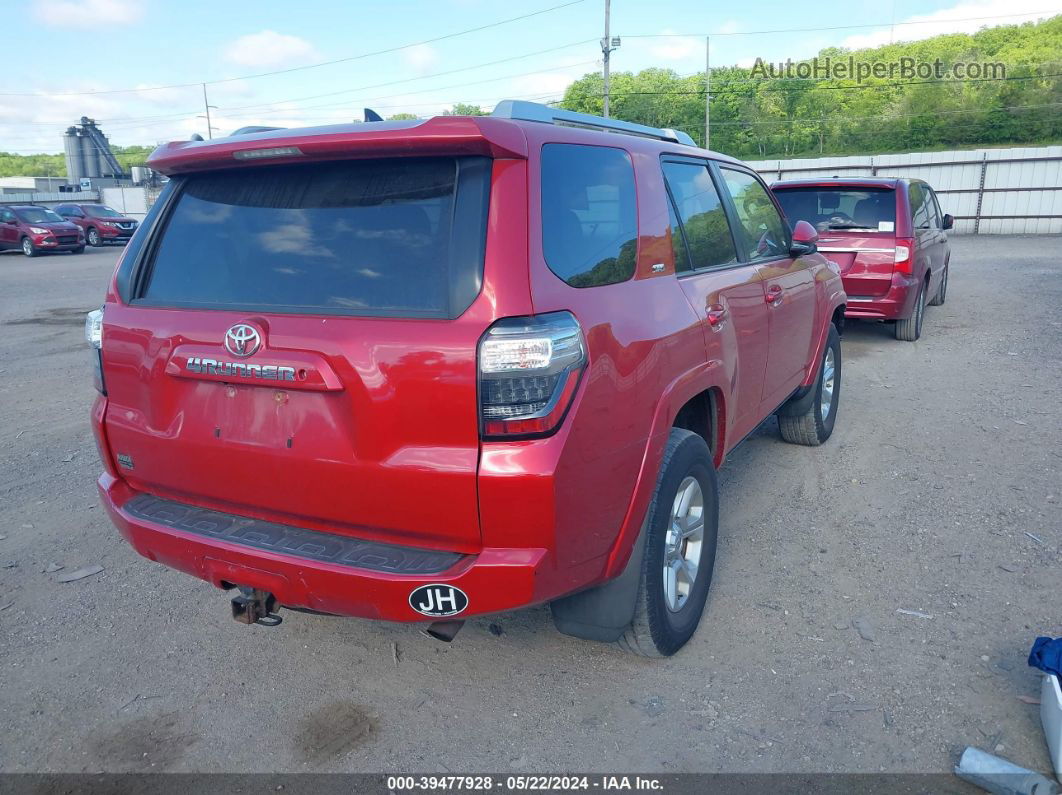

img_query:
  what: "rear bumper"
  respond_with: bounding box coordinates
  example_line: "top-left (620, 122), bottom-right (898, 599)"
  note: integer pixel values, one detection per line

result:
top-left (99, 473), bottom-right (548, 621)
top-left (843, 273), bottom-right (919, 320)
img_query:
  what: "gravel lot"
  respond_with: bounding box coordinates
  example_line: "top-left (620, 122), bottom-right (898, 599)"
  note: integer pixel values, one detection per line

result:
top-left (0, 237), bottom-right (1059, 775)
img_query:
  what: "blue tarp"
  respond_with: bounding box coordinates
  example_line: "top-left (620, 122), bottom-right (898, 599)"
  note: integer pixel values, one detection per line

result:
top-left (1028, 637), bottom-right (1062, 678)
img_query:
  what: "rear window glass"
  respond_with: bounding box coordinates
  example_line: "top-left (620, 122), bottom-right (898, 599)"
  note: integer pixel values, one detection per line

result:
top-left (541, 144), bottom-right (638, 288)
top-left (774, 187), bottom-right (896, 233)
top-left (140, 157), bottom-right (490, 317)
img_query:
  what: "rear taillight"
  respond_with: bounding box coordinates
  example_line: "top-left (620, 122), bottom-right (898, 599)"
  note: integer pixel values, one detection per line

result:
top-left (893, 237), bottom-right (915, 275)
top-left (478, 311), bottom-right (586, 439)
top-left (85, 307), bottom-right (105, 395)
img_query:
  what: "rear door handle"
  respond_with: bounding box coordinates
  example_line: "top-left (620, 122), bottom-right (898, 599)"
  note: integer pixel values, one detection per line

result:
top-left (766, 285), bottom-right (784, 306)
top-left (706, 303), bottom-right (728, 328)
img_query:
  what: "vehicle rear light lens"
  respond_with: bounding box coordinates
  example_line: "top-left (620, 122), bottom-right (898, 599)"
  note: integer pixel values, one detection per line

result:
top-left (894, 238), bottom-right (915, 275)
top-left (478, 311), bottom-right (586, 439)
top-left (85, 308), bottom-right (106, 394)
top-left (233, 146), bottom-right (303, 160)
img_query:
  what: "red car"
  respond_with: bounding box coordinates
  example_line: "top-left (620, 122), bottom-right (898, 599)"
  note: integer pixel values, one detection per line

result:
top-left (54, 203), bottom-right (140, 247)
top-left (86, 102), bottom-right (845, 656)
top-left (772, 178), bottom-right (951, 341)
top-left (0, 205), bottom-right (84, 256)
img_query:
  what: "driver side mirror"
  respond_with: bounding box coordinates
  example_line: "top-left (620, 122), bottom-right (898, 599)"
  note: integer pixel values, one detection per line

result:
top-left (942, 213), bottom-right (954, 230)
top-left (789, 220), bottom-right (818, 256)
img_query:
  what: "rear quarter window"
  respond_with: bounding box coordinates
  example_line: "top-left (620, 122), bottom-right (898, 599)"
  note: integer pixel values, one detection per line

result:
top-left (137, 156), bottom-right (490, 318)
top-left (541, 144), bottom-right (638, 288)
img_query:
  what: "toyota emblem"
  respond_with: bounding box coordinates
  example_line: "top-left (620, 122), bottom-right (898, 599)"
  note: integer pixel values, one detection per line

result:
top-left (224, 324), bottom-right (261, 357)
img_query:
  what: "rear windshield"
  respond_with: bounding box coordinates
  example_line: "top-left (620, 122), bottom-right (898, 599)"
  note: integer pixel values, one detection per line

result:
top-left (140, 156), bottom-right (490, 317)
top-left (773, 187), bottom-right (896, 233)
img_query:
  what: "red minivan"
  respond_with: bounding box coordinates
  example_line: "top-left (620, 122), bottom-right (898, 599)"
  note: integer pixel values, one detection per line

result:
top-left (772, 178), bottom-right (951, 341)
top-left (87, 102), bottom-right (845, 656)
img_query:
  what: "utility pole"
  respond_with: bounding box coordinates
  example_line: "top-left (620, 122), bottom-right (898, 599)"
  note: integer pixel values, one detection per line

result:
top-left (601, 0), bottom-right (620, 118)
top-left (202, 83), bottom-right (216, 140)
top-left (704, 36), bottom-right (711, 149)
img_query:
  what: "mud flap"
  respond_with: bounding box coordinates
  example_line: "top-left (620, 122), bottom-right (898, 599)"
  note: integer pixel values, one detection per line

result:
top-left (550, 519), bottom-right (647, 643)
top-left (777, 382), bottom-right (815, 417)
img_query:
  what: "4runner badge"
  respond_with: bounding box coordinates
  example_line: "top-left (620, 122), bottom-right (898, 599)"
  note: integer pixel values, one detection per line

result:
top-left (409, 584), bottom-right (468, 617)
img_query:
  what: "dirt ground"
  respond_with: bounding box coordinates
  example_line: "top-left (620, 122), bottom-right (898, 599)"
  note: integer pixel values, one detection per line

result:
top-left (0, 236), bottom-right (1058, 775)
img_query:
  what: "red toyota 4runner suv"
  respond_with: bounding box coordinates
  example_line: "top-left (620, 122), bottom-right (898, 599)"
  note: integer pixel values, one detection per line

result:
top-left (772, 178), bottom-right (952, 341)
top-left (87, 102), bottom-right (846, 656)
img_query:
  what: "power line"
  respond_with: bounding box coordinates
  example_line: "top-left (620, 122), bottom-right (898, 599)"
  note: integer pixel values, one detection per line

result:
top-left (599, 71), bottom-right (1062, 96)
top-left (619, 10), bottom-right (1060, 38)
top-left (0, 0), bottom-right (588, 98)
top-left (706, 101), bottom-right (1062, 126)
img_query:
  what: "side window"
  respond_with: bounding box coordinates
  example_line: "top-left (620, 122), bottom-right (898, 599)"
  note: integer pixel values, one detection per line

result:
top-left (55, 205), bottom-right (71, 216)
top-left (0, 209), bottom-right (14, 223)
top-left (909, 183), bottom-right (931, 229)
top-left (926, 187), bottom-right (942, 228)
top-left (662, 161), bottom-right (738, 272)
top-left (719, 168), bottom-right (789, 261)
top-left (668, 199), bottom-right (691, 272)
top-left (541, 144), bottom-right (638, 288)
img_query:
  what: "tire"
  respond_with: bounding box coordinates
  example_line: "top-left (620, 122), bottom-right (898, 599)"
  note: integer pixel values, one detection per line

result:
top-left (616, 429), bottom-right (719, 658)
top-left (928, 265), bottom-right (948, 306)
top-left (71, 246), bottom-right (85, 254)
top-left (778, 324), bottom-right (841, 446)
top-left (895, 282), bottom-right (926, 341)
top-left (21, 237), bottom-right (37, 258)
top-left (87, 227), bottom-right (101, 247)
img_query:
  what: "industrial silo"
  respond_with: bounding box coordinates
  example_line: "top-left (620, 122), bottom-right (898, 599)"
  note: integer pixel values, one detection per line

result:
top-left (63, 127), bottom-right (85, 184)
top-left (80, 132), bottom-right (100, 178)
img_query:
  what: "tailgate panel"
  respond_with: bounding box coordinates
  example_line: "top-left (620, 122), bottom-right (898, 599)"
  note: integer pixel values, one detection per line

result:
top-left (102, 305), bottom-right (484, 551)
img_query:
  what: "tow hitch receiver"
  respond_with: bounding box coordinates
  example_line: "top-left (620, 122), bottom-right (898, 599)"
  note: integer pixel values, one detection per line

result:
top-left (422, 619), bottom-right (464, 642)
top-left (231, 586), bottom-right (283, 626)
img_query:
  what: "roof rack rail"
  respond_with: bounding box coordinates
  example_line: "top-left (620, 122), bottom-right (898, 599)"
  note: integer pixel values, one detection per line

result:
top-left (492, 100), bottom-right (696, 147)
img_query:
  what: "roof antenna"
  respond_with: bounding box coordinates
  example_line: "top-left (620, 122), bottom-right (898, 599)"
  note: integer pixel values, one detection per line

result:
top-left (364, 108), bottom-right (383, 123)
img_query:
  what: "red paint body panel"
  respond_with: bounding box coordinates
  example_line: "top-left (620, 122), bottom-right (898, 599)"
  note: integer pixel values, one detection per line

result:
top-left (95, 117), bottom-right (845, 621)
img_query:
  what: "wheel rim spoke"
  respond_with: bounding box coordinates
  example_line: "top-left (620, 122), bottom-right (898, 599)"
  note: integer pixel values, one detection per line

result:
top-left (663, 476), bottom-right (705, 613)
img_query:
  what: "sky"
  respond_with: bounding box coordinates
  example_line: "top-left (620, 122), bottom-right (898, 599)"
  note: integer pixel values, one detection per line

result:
top-left (1, 0), bottom-right (1058, 154)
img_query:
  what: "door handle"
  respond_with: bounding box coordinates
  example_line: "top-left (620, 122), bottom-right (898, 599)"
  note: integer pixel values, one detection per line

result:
top-left (706, 303), bottom-right (728, 328)
top-left (766, 285), bottom-right (784, 306)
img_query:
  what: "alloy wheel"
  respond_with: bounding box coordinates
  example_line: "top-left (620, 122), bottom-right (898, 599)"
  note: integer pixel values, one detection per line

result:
top-left (663, 476), bottom-right (704, 612)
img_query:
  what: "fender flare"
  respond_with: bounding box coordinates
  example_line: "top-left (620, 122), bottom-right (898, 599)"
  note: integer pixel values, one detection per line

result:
top-left (550, 362), bottom-right (728, 641)
top-left (800, 289), bottom-right (846, 389)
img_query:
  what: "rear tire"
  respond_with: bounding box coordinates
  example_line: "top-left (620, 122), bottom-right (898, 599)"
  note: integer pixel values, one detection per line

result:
top-left (616, 429), bottom-right (718, 658)
top-left (21, 237), bottom-right (37, 258)
top-left (895, 282), bottom-right (926, 341)
top-left (928, 265), bottom-right (948, 306)
top-left (71, 246), bottom-right (85, 254)
top-left (778, 324), bottom-right (841, 446)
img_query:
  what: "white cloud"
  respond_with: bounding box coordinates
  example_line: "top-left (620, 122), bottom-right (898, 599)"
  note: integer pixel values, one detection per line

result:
top-left (840, 0), bottom-right (1057, 50)
top-left (223, 31), bottom-right (320, 69)
top-left (402, 44), bottom-right (439, 74)
top-left (648, 30), bottom-right (702, 61)
top-left (717, 20), bottom-right (741, 35)
top-left (32, 0), bottom-right (143, 27)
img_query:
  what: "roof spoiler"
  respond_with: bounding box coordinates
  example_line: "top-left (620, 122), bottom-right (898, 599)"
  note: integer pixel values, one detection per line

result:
top-left (492, 100), bottom-right (696, 146)
top-left (230, 126), bottom-right (287, 136)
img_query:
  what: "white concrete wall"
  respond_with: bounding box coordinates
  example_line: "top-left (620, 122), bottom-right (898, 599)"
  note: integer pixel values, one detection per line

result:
top-left (747, 145), bottom-right (1062, 234)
